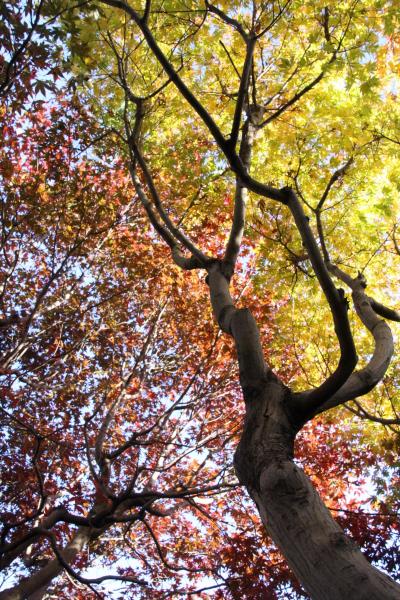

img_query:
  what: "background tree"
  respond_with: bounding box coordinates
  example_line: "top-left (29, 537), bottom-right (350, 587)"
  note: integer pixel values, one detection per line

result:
top-left (0, 0), bottom-right (62, 108)
top-left (1, 0), bottom-right (400, 599)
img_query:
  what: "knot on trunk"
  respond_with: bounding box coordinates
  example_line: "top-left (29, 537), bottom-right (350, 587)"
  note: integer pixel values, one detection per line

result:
top-left (330, 531), bottom-right (357, 551)
top-left (217, 304), bottom-right (236, 332)
top-left (260, 460), bottom-right (309, 503)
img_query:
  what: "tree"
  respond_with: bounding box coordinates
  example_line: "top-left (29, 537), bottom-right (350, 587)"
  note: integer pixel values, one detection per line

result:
top-left (0, 93), bottom-right (253, 598)
top-left (1, 1), bottom-right (400, 598)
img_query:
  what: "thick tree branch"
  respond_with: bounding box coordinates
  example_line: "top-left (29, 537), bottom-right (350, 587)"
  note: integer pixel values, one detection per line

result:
top-left (369, 298), bottom-right (400, 322)
top-left (0, 528), bottom-right (92, 600)
top-left (303, 266), bottom-right (396, 415)
top-left (224, 115), bottom-right (256, 276)
top-left (285, 190), bottom-right (357, 417)
top-left (142, 0), bottom-right (151, 24)
top-left (207, 261), bottom-right (272, 399)
top-left (230, 37), bottom-right (256, 149)
top-left (0, 510), bottom-right (90, 571)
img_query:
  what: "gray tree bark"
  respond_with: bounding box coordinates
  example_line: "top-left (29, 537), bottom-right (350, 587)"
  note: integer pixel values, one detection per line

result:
top-left (235, 385), bottom-right (400, 600)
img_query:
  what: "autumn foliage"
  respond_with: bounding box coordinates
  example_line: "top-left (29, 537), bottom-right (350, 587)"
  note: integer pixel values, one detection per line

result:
top-left (1, 1), bottom-right (400, 599)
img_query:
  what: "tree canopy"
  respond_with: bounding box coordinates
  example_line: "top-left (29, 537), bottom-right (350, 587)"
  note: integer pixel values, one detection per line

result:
top-left (0, 1), bottom-right (400, 599)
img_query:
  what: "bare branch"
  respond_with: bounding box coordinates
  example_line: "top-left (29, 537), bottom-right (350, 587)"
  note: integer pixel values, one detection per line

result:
top-left (130, 165), bottom-right (201, 268)
top-left (255, 0), bottom-right (293, 39)
top-left (258, 1), bottom-right (359, 129)
top-left (346, 400), bottom-right (400, 426)
top-left (259, 69), bottom-right (326, 128)
top-left (142, 519), bottom-right (206, 573)
top-left (128, 164), bottom-right (175, 249)
top-left (130, 142), bottom-right (210, 265)
top-left (316, 156), bottom-right (354, 212)
top-left (94, 300), bottom-right (169, 464)
top-left (0, 0), bottom-right (45, 98)
top-left (205, 1), bottom-right (249, 41)
top-left (219, 40), bottom-right (241, 80)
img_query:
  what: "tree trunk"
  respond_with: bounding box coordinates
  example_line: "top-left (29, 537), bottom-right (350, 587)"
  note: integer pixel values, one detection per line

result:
top-left (206, 261), bottom-right (400, 598)
top-left (234, 382), bottom-right (400, 600)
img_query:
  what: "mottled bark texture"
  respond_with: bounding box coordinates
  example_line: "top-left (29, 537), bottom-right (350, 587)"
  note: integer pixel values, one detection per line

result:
top-left (235, 386), bottom-right (400, 600)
